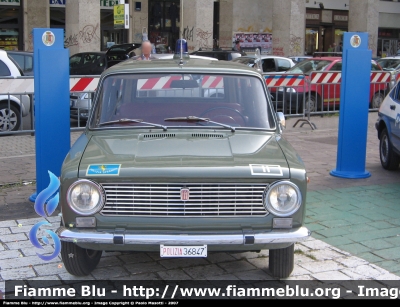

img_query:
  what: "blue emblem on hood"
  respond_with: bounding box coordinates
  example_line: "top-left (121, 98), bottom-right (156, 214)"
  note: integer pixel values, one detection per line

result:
top-left (86, 164), bottom-right (121, 176)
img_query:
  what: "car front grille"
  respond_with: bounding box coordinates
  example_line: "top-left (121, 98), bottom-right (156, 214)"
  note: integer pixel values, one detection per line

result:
top-left (100, 183), bottom-right (269, 217)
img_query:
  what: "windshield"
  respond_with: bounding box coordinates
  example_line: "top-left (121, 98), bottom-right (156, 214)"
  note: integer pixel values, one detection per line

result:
top-left (287, 59), bottom-right (332, 75)
top-left (377, 59), bottom-right (400, 69)
top-left (386, 61), bottom-right (400, 71)
top-left (7, 54), bottom-right (24, 76)
top-left (90, 73), bottom-right (276, 130)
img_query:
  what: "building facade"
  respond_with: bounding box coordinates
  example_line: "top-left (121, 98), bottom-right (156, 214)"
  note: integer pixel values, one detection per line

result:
top-left (0, 0), bottom-right (399, 57)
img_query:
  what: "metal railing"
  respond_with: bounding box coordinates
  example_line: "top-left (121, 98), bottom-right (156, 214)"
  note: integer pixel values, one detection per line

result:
top-left (264, 73), bottom-right (316, 130)
top-left (0, 75), bottom-right (99, 136)
top-left (264, 71), bottom-right (392, 130)
top-left (0, 72), bottom-right (395, 136)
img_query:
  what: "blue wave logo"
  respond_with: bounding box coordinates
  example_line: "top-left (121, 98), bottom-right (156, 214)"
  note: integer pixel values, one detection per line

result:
top-left (29, 171), bottom-right (61, 261)
top-left (86, 164), bottom-right (121, 176)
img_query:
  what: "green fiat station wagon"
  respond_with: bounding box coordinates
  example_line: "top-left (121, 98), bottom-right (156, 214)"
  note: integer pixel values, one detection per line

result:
top-left (57, 52), bottom-right (311, 279)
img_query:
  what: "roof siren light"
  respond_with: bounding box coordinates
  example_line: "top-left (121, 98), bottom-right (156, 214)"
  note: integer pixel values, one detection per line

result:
top-left (174, 39), bottom-right (190, 63)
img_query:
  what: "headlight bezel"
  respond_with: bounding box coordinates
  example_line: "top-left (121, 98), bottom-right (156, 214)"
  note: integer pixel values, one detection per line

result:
top-left (264, 181), bottom-right (302, 217)
top-left (66, 179), bottom-right (105, 216)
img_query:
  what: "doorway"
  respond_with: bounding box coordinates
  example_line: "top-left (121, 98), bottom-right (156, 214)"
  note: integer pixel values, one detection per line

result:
top-left (102, 30), bottom-right (125, 50)
top-left (148, 0), bottom-right (181, 53)
top-left (321, 26), bottom-right (334, 52)
top-left (0, 5), bottom-right (22, 50)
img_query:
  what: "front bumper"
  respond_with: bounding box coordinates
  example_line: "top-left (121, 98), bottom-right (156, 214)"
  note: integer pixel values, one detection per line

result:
top-left (70, 108), bottom-right (90, 120)
top-left (57, 226), bottom-right (311, 246)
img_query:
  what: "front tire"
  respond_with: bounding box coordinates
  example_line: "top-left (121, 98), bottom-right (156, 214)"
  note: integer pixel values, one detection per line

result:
top-left (0, 102), bottom-right (21, 132)
top-left (269, 244), bottom-right (294, 278)
top-left (304, 94), bottom-right (320, 114)
top-left (60, 221), bottom-right (102, 276)
top-left (370, 92), bottom-right (385, 109)
top-left (379, 128), bottom-right (400, 170)
top-left (61, 241), bottom-right (102, 276)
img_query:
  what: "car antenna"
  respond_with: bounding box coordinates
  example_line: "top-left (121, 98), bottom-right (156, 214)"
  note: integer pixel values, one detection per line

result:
top-left (174, 0), bottom-right (189, 65)
top-left (179, 38), bottom-right (184, 65)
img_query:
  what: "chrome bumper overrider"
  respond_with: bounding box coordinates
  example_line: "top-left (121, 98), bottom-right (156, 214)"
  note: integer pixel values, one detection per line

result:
top-left (57, 227), bottom-right (311, 245)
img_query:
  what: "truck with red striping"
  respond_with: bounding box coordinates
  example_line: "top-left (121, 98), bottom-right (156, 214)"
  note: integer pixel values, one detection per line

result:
top-left (271, 55), bottom-right (390, 114)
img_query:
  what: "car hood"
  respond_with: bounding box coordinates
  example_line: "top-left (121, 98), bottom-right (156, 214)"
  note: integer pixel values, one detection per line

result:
top-left (78, 132), bottom-right (290, 179)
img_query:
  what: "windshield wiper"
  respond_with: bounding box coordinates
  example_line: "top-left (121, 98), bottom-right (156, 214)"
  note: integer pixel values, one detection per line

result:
top-left (98, 118), bottom-right (167, 131)
top-left (164, 116), bottom-right (235, 132)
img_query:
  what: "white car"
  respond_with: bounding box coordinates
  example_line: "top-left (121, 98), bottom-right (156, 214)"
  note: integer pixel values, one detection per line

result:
top-left (0, 49), bottom-right (31, 132)
top-left (376, 78), bottom-right (400, 170)
top-left (376, 56), bottom-right (400, 89)
top-left (231, 55), bottom-right (296, 73)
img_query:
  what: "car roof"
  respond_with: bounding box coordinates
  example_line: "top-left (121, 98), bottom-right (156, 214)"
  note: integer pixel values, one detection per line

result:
top-left (302, 56), bottom-right (379, 63)
top-left (378, 56), bottom-right (400, 60)
top-left (289, 56), bottom-right (312, 58)
top-left (103, 58), bottom-right (261, 77)
top-left (236, 55), bottom-right (293, 60)
top-left (310, 56), bottom-right (340, 61)
top-left (290, 57), bottom-right (382, 70)
top-left (6, 50), bottom-right (33, 55)
top-left (191, 49), bottom-right (247, 56)
top-left (70, 51), bottom-right (106, 57)
top-left (155, 54), bottom-right (219, 61)
top-left (193, 49), bottom-right (241, 53)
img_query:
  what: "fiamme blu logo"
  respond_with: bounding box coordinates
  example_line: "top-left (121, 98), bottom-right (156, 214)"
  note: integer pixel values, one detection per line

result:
top-left (28, 171), bottom-right (61, 261)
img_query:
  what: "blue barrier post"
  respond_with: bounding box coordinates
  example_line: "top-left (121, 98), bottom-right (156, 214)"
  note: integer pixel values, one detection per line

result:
top-left (330, 32), bottom-right (371, 179)
top-left (29, 29), bottom-right (70, 202)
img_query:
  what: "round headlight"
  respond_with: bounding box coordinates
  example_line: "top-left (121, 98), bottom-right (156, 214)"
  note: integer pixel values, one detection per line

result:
top-left (67, 180), bottom-right (105, 215)
top-left (265, 181), bottom-right (302, 217)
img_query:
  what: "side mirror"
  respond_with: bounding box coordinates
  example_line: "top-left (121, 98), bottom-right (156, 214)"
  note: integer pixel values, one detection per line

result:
top-left (277, 112), bottom-right (286, 130)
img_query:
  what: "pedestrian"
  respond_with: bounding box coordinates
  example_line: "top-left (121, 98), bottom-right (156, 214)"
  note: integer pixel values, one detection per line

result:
top-left (328, 44), bottom-right (333, 52)
top-left (233, 39), bottom-right (241, 52)
top-left (335, 42), bottom-right (343, 52)
top-left (131, 40), bottom-right (157, 61)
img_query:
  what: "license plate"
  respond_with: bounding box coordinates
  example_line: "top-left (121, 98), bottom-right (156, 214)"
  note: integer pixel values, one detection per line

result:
top-left (160, 245), bottom-right (207, 258)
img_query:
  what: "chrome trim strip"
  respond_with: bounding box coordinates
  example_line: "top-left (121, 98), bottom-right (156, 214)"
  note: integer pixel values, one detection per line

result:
top-left (57, 227), bottom-right (311, 245)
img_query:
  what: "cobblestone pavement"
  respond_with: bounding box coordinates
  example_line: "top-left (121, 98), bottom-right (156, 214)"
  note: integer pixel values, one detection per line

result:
top-left (1, 113), bottom-right (400, 296)
top-left (0, 216), bottom-right (399, 289)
